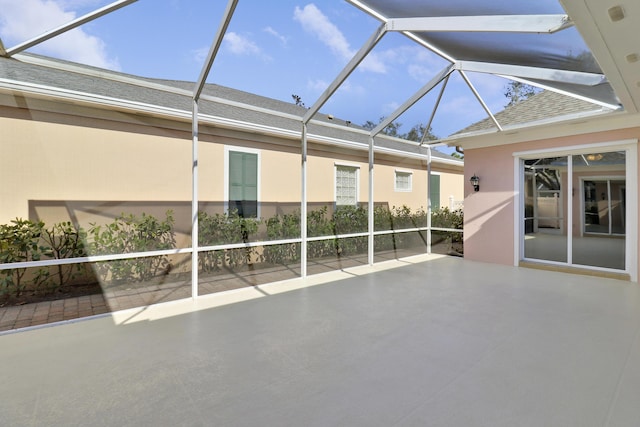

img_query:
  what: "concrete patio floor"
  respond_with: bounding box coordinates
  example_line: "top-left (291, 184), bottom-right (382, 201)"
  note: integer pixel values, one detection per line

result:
top-left (1, 254), bottom-right (640, 426)
top-left (0, 248), bottom-right (428, 332)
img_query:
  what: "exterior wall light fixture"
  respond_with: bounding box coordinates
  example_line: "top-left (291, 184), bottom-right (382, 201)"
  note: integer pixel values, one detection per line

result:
top-left (470, 174), bottom-right (480, 192)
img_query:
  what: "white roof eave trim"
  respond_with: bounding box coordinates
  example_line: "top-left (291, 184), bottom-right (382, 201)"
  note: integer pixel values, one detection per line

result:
top-left (445, 109), bottom-right (637, 150)
top-left (0, 79), bottom-right (462, 166)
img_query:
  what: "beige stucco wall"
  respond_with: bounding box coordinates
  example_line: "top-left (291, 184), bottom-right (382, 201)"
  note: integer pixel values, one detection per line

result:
top-left (1, 111), bottom-right (191, 220)
top-left (434, 168), bottom-right (465, 210)
top-left (1, 104), bottom-right (463, 232)
top-left (464, 127), bottom-right (640, 268)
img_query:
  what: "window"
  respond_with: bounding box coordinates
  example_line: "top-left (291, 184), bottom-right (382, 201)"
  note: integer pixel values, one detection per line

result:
top-left (227, 148), bottom-right (259, 218)
top-left (335, 164), bottom-right (359, 206)
top-left (395, 170), bottom-right (412, 192)
top-left (429, 173), bottom-right (441, 210)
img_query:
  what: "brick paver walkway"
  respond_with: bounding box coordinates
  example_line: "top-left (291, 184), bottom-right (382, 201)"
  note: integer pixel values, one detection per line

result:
top-left (0, 294), bottom-right (110, 331)
top-left (0, 247), bottom-right (448, 333)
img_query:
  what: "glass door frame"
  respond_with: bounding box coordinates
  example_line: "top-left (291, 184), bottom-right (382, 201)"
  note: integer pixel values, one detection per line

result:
top-left (513, 139), bottom-right (638, 281)
top-left (579, 176), bottom-right (626, 236)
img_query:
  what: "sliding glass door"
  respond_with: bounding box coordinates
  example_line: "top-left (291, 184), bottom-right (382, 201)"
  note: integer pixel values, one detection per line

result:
top-left (521, 149), bottom-right (627, 272)
top-left (523, 156), bottom-right (567, 263)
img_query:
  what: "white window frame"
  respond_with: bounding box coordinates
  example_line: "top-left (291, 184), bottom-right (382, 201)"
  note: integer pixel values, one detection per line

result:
top-left (334, 162), bottom-right (360, 207)
top-left (394, 169), bottom-right (413, 192)
top-left (224, 145), bottom-right (261, 218)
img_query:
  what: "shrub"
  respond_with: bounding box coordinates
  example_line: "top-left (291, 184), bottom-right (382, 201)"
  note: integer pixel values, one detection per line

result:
top-left (41, 221), bottom-right (90, 291)
top-left (431, 207), bottom-right (464, 244)
top-left (198, 210), bottom-right (259, 272)
top-left (332, 205), bottom-right (368, 256)
top-left (88, 211), bottom-right (176, 283)
top-left (0, 218), bottom-right (49, 298)
top-left (307, 206), bottom-right (334, 258)
top-left (262, 211), bottom-right (300, 265)
top-left (0, 205), bottom-right (463, 299)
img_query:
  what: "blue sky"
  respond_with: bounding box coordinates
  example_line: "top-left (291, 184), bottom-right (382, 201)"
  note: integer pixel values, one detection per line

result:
top-left (0, 0), bottom-right (513, 146)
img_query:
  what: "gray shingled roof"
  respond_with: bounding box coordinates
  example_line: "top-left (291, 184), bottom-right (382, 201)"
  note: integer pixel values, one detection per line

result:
top-left (0, 54), bottom-right (460, 163)
top-left (454, 90), bottom-right (611, 135)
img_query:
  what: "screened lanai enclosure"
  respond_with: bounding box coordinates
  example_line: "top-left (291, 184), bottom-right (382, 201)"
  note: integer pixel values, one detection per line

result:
top-left (0, 0), bottom-right (633, 329)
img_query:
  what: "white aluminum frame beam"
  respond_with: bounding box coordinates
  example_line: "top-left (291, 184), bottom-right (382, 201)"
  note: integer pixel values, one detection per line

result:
top-left (421, 74), bottom-right (450, 145)
top-left (301, 124), bottom-right (309, 277)
top-left (3, 0), bottom-right (138, 57)
top-left (191, 0), bottom-right (239, 298)
top-left (459, 70), bottom-right (502, 131)
top-left (193, 0), bottom-right (238, 101)
top-left (303, 23), bottom-right (386, 123)
top-left (387, 15), bottom-right (573, 34)
top-left (191, 100), bottom-right (200, 299)
top-left (500, 75), bottom-right (622, 111)
top-left (456, 61), bottom-right (606, 86)
top-left (371, 64), bottom-right (455, 137)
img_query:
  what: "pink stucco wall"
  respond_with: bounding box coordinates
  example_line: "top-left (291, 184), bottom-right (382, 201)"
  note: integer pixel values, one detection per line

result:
top-left (464, 127), bottom-right (640, 267)
top-left (463, 144), bottom-right (517, 265)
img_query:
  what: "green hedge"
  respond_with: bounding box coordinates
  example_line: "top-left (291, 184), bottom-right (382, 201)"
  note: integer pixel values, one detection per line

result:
top-left (0, 206), bottom-right (463, 300)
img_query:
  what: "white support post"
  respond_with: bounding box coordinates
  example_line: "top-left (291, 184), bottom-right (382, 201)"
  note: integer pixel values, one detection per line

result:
top-left (427, 147), bottom-right (432, 255)
top-left (368, 136), bottom-right (375, 266)
top-left (191, 100), bottom-right (199, 299)
top-left (567, 155), bottom-right (573, 265)
top-left (301, 123), bottom-right (308, 278)
top-left (189, 0), bottom-right (238, 299)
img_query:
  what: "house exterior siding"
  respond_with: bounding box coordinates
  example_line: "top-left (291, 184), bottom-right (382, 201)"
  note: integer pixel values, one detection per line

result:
top-left (0, 99), bottom-right (462, 237)
top-left (463, 127), bottom-right (640, 279)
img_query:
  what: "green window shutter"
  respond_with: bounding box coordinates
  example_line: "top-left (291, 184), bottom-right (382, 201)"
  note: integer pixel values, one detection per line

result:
top-left (430, 174), bottom-right (441, 210)
top-left (243, 152), bottom-right (258, 201)
top-left (228, 151), bottom-right (258, 217)
top-left (229, 151), bottom-right (245, 200)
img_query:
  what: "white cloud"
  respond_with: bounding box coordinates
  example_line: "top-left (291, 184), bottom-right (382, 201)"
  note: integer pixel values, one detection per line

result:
top-left (383, 45), bottom-right (446, 82)
top-left (307, 79), bottom-right (329, 92)
top-left (293, 3), bottom-right (386, 74)
top-left (224, 32), bottom-right (260, 55)
top-left (58, 0), bottom-right (104, 8)
top-left (0, 0), bottom-right (120, 70)
top-left (383, 101), bottom-right (400, 114)
top-left (223, 32), bottom-right (272, 62)
top-left (264, 26), bottom-right (287, 45)
top-left (307, 79), bottom-right (366, 97)
top-left (360, 53), bottom-right (387, 73)
top-left (337, 80), bottom-right (365, 95)
top-left (408, 64), bottom-right (436, 82)
top-left (294, 4), bottom-right (350, 59)
top-left (440, 95), bottom-right (486, 120)
top-left (192, 46), bottom-right (209, 64)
